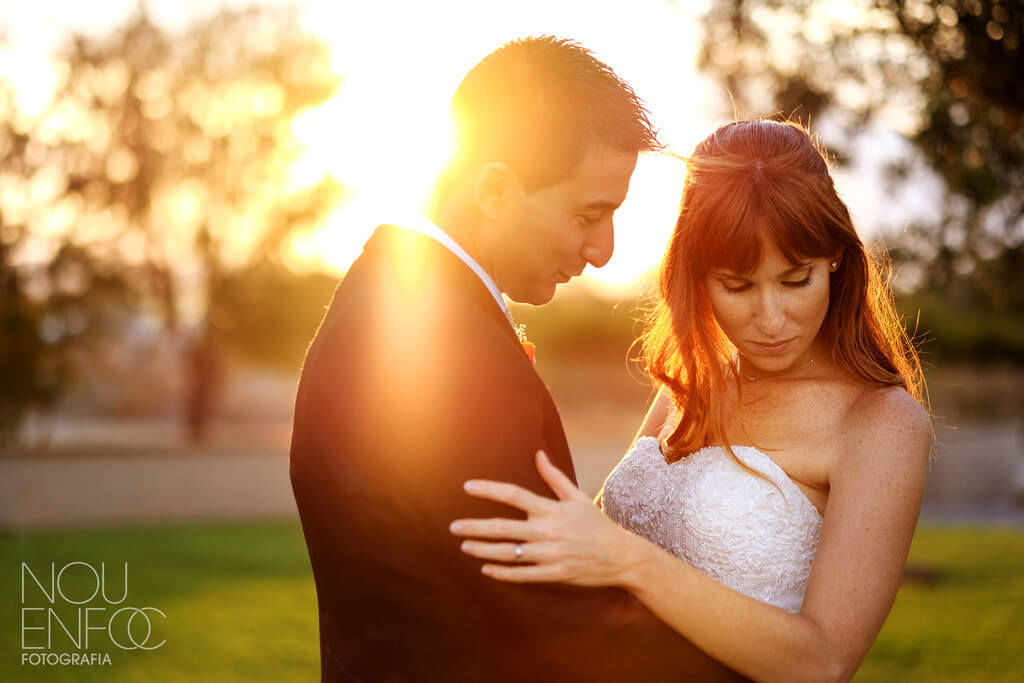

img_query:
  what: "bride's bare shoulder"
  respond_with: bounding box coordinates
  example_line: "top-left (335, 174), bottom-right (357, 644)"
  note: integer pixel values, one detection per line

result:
top-left (843, 383), bottom-right (932, 457)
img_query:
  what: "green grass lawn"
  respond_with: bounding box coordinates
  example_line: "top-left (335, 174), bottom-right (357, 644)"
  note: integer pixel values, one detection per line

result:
top-left (3, 522), bottom-right (1021, 682)
top-left (856, 527), bottom-right (1024, 682)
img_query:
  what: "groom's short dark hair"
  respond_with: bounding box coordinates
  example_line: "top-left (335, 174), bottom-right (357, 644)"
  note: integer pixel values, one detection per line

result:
top-left (446, 35), bottom-right (659, 191)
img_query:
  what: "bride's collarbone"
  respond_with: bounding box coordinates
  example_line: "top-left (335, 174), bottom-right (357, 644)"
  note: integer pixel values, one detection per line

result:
top-left (736, 374), bottom-right (855, 405)
top-left (733, 379), bottom-right (861, 431)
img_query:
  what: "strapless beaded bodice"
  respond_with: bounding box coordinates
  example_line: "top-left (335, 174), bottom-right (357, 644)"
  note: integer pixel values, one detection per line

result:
top-left (602, 436), bottom-right (823, 613)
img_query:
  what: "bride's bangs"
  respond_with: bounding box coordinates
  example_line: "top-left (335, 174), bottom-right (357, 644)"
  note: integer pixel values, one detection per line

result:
top-left (762, 185), bottom-right (836, 265)
top-left (688, 177), bottom-right (763, 276)
top-left (702, 210), bottom-right (764, 277)
top-left (699, 179), bottom-right (835, 277)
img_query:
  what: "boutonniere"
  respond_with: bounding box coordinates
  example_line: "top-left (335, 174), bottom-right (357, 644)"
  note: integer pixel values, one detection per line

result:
top-left (515, 323), bottom-right (536, 365)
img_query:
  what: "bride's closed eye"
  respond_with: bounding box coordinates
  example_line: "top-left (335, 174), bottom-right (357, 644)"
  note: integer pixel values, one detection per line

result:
top-left (717, 277), bottom-right (750, 293)
top-left (720, 274), bottom-right (812, 294)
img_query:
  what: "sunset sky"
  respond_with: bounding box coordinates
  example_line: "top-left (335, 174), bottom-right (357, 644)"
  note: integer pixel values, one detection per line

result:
top-left (1, 0), bottom-right (940, 295)
top-left (288, 0), bottom-right (724, 294)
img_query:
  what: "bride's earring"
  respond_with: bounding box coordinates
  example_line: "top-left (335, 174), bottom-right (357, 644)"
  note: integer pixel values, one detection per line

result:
top-left (830, 261), bottom-right (838, 271)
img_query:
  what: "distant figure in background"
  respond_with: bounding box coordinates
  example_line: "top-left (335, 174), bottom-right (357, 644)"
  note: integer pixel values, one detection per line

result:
top-left (289, 36), bottom-right (744, 681)
top-left (452, 120), bottom-right (933, 682)
top-left (183, 324), bottom-right (224, 443)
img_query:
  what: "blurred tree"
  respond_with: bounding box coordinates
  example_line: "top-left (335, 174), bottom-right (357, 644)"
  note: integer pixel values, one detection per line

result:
top-left (694, 0), bottom-right (1023, 328)
top-left (0, 6), bottom-right (343, 442)
top-left (0, 209), bottom-right (62, 445)
top-left (213, 261), bottom-right (339, 371)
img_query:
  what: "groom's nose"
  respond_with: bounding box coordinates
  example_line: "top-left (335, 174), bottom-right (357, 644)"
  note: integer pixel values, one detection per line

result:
top-left (581, 220), bottom-right (614, 269)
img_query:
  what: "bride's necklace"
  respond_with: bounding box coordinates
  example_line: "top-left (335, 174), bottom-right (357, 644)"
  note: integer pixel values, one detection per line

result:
top-left (738, 355), bottom-right (816, 382)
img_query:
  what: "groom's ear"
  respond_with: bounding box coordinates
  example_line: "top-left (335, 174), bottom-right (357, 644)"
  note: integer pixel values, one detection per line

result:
top-left (473, 162), bottom-right (521, 219)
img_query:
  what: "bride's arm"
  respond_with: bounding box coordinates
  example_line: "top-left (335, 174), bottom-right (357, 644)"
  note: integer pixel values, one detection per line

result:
top-left (633, 383), bottom-right (675, 442)
top-left (452, 387), bottom-right (931, 683)
top-left (621, 388), bottom-right (930, 682)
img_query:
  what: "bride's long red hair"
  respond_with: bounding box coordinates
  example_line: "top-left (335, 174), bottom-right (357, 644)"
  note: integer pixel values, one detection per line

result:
top-left (643, 120), bottom-right (925, 462)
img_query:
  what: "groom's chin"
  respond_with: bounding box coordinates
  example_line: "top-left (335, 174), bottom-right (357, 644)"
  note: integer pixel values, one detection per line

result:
top-left (507, 282), bottom-right (557, 306)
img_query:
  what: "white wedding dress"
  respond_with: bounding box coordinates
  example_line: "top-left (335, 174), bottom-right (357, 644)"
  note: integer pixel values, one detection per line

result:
top-left (602, 436), bottom-right (823, 613)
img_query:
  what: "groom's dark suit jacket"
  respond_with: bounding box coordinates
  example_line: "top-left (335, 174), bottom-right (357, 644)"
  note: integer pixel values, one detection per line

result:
top-left (290, 224), bottom-right (746, 682)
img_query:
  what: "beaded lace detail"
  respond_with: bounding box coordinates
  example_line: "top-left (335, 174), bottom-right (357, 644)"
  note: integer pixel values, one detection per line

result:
top-left (602, 436), bottom-right (823, 613)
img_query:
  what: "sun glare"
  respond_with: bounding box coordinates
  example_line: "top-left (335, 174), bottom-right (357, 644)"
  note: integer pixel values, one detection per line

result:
top-left (287, 0), bottom-right (721, 293)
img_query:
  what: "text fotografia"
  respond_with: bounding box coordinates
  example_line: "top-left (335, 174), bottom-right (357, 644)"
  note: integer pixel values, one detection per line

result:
top-left (22, 652), bottom-right (112, 666)
top-left (20, 562), bottom-right (166, 666)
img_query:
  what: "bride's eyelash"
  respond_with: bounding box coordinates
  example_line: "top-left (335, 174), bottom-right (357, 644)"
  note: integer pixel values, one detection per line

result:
top-left (722, 275), bottom-right (811, 293)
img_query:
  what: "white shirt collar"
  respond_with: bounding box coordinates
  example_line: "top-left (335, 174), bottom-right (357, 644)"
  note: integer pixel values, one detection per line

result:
top-left (396, 215), bottom-right (515, 329)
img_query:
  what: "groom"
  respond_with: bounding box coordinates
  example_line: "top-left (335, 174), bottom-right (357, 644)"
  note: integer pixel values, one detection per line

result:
top-left (290, 37), bottom-right (744, 682)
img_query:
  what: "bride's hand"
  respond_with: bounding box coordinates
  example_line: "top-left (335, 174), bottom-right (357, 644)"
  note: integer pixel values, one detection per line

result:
top-left (449, 450), bottom-right (639, 587)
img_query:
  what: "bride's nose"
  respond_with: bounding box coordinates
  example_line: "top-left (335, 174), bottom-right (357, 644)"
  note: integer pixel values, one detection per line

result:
top-left (753, 290), bottom-right (786, 337)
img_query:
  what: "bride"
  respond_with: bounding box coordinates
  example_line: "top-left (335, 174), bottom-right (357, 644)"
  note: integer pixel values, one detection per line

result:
top-left (449, 120), bottom-right (932, 682)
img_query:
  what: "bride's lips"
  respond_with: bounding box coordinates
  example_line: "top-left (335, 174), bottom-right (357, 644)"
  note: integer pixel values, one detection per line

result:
top-left (749, 338), bottom-right (795, 355)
